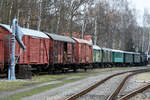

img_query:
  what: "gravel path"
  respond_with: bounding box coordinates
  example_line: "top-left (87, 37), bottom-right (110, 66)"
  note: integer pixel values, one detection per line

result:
top-left (21, 67), bottom-right (149, 100)
top-left (0, 80), bottom-right (62, 99)
top-left (77, 73), bottom-right (131, 100)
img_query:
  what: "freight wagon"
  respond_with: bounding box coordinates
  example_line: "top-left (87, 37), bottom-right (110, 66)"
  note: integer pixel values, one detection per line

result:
top-left (0, 23), bottom-right (148, 77)
top-left (0, 24), bottom-right (76, 74)
top-left (45, 33), bottom-right (76, 72)
top-left (0, 34), bottom-right (4, 72)
top-left (0, 24), bottom-right (50, 75)
top-left (72, 37), bottom-right (93, 70)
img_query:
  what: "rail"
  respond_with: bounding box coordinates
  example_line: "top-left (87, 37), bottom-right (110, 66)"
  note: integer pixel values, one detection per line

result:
top-left (65, 68), bottom-right (150, 100)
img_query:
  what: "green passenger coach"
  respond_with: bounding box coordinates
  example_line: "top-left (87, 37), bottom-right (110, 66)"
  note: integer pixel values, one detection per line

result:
top-left (133, 53), bottom-right (141, 63)
top-left (112, 50), bottom-right (124, 63)
top-left (101, 48), bottom-right (112, 65)
top-left (124, 52), bottom-right (134, 65)
top-left (92, 44), bottom-right (144, 67)
top-left (93, 45), bottom-right (102, 63)
top-left (92, 45), bottom-right (102, 67)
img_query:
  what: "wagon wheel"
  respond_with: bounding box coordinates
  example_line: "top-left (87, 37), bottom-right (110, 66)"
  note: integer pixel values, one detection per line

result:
top-left (73, 68), bottom-right (77, 72)
top-left (84, 68), bottom-right (87, 72)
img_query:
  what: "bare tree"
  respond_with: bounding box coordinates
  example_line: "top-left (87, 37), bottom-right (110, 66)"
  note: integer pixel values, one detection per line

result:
top-left (143, 9), bottom-right (150, 54)
top-left (37, 0), bottom-right (42, 31)
top-left (0, 0), bottom-right (148, 52)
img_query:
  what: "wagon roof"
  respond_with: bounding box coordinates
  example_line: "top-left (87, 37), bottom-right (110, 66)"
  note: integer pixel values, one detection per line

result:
top-left (112, 49), bottom-right (140, 54)
top-left (102, 47), bottom-right (113, 51)
top-left (72, 37), bottom-right (92, 46)
top-left (124, 51), bottom-right (140, 55)
top-left (102, 47), bottom-right (140, 54)
top-left (111, 49), bottom-right (125, 53)
top-left (45, 33), bottom-right (75, 43)
top-left (93, 45), bottom-right (101, 50)
top-left (0, 24), bottom-right (49, 38)
top-left (102, 48), bottom-right (125, 53)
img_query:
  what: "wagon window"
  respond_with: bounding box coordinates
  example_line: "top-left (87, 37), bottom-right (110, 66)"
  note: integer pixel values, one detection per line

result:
top-left (116, 52), bottom-right (122, 58)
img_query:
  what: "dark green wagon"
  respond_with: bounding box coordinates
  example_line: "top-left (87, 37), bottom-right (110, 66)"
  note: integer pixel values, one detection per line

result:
top-left (124, 52), bottom-right (134, 64)
top-left (133, 53), bottom-right (141, 64)
top-left (102, 48), bottom-right (112, 64)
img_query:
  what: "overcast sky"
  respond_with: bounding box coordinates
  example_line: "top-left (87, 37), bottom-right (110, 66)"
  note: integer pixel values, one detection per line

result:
top-left (129, 0), bottom-right (150, 26)
top-left (131, 0), bottom-right (150, 11)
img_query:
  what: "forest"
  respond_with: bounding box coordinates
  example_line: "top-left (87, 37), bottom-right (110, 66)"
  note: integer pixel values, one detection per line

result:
top-left (0, 0), bottom-right (150, 53)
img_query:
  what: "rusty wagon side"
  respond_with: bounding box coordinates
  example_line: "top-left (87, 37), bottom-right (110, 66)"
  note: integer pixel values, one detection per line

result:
top-left (45, 33), bottom-right (76, 72)
top-left (0, 24), bottom-right (51, 74)
top-left (72, 37), bottom-right (93, 69)
top-left (0, 33), bottom-right (4, 71)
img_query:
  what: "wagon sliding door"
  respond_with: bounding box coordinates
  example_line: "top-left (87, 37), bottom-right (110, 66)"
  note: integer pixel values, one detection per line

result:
top-left (0, 40), bottom-right (4, 70)
top-left (63, 42), bottom-right (67, 63)
top-left (67, 43), bottom-right (73, 63)
top-left (63, 42), bottom-right (73, 64)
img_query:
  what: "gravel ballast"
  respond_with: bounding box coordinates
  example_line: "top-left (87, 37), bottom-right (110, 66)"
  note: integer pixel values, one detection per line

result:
top-left (128, 88), bottom-right (150, 100)
top-left (121, 72), bottom-right (150, 100)
top-left (77, 73), bottom-right (131, 100)
top-left (22, 67), bottom-right (149, 100)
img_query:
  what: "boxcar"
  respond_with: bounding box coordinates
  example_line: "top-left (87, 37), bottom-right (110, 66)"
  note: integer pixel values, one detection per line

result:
top-left (0, 34), bottom-right (4, 71)
top-left (45, 33), bottom-right (76, 72)
top-left (101, 48), bottom-right (112, 66)
top-left (72, 37), bottom-right (93, 69)
top-left (0, 24), bottom-right (50, 73)
top-left (0, 24), bottom-right (76, 74)
top-left (93, 45), bottom-right (102, 67)
top-left (112, 50), bottom-right (124, 66)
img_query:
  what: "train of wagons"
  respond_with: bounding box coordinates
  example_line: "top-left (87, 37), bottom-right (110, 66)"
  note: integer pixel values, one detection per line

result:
top-left (0, 24), bottom-right (148, 75)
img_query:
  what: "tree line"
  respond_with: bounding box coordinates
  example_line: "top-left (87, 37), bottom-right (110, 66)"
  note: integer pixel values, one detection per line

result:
top-left (0, 0), bottom-right (150, 53)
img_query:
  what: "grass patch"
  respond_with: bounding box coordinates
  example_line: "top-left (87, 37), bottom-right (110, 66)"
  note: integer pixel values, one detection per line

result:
top-left (0, 66), bottom-right (143, 99)
top-left (0, 67), bottom-right (134, 91)
top-left (0, 81), bottom-right (29, 91)
top-left (0, 74), bottom-right (69, 91)
top-left (1, 66), bottom-right (147, 100)
top-left (1, 83), bottom-right (63, 100)
top-left (1, 77), bottom-right (84, 100)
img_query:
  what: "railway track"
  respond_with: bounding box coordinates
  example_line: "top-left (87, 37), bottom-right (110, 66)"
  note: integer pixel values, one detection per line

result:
top-left (119, 83), bottom-right (150, 100)
top-left (65, 68), bottom-right (150, 100)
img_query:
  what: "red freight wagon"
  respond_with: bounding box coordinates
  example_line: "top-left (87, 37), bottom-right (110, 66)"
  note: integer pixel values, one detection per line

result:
top-left (0, 34), bottom-right (4, 71)
top-left (0, 24), bottom-right (77, 73)
top-left (0, 24), bottom-right (50, 72)
top-left (16, 36), bottom-right (50, 65)
top-left (45, 33), bottom-right (76, 72)
top-left (72, 37), bottom-right (93, 69)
